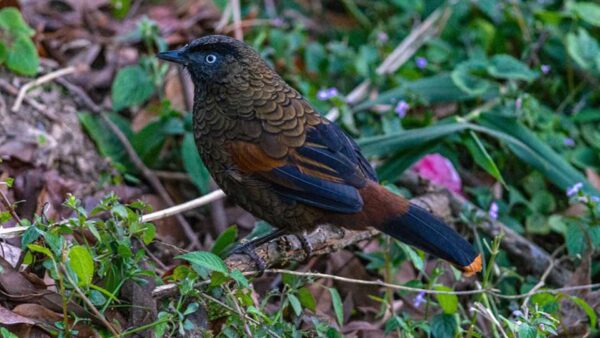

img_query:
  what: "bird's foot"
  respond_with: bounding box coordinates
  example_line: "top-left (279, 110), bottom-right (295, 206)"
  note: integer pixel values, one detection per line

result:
top-left (296, 232), bottom-right (313, 258)
top-left (228, 228), bottom-right (287, 275)
top-left (230, 242), bottom-right (267, 273)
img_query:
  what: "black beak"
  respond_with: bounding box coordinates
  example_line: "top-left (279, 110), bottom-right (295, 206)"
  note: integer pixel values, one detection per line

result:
top-left (157, 48), bottom-right (187, 65)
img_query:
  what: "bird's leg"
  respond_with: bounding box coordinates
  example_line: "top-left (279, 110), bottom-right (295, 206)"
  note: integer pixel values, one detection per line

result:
top-left (228, 228), bottom-right (288, 272)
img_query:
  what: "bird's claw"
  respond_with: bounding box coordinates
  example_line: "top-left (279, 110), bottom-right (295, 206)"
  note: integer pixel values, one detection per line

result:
top-left (296, 232), bottom-right (313, 258)
top-left (230, 242), bottom-right (267, 275)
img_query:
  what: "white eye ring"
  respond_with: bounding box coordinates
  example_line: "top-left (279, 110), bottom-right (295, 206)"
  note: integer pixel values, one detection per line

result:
top-left (205, 54), bottom-right (217, 64)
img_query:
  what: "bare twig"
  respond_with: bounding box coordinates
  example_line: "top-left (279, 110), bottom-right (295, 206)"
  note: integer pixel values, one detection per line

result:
top-left (231, 0), bottom-right (243, 40)
top-left (0, 78), bottom-right (47, 113)
top-left (141, 190), bottom-right (226, 223)
top-left (522, 245), bottom-right (563, 316)
top-left (12, 66), bottom-right (80, 112)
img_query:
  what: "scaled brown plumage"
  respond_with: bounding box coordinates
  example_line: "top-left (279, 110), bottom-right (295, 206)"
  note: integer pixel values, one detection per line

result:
top-left (157, 35), bottom-right (482, 275)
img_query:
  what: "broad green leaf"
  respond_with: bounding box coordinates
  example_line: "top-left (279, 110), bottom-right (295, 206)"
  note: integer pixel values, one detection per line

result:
top-left (111, 65), bottom-right (155, 111)
top-left (68, 245), bottom-right (95, 287)
top-left (377, 142), bottom-right (438, 183)
top-left (229, 269), bottom-right (249, 288)
top-left (182, 133), bottom-right (210, 194)
top-left (568, 2), bottom-right (600, 27)
top-left (464, 132), bottom-right (505, 185)
top-left (566, 28), bottom-right (600, 72)
top-left (400, 243), bottom-right (424, 271)
top-left (565, 222), bottom-right (586, 257)
top-left (212, 225), bottom-right (238, 256)
top-left (0, 327), bottom-right (19, 338)
top-left (78, 112), bottom-right (136, 172)
top-left (5, 35), bottom-right (39, 76)
top-left (328, 287), bottom-right (344, 326)
top-left (570, 296), bottom-right (597, 329)
top-left (451, 59), bottom-right (492, 95)
top-left (434, 286), bottom-right (458, 314)
top-left (487, 54), bottom-right (537, 82)
top-left (0, 42), bottom-right (7, 64)
top-left (132, 121), bottom-right (168, 167)
top-left (297, 287), bottom-right (316, 312)
top-left (287, 293), bottom-right (303, 316)
top-left (518, 323), bottom-right (536, 338)
top-left (0, 7), bottom-right (35, 36)
top-left (177, 251), bottom-right (228, 274)
top-left (27, 244), bottom-right (53, 258)
top-left (431, 313), bottom-right (457, 338)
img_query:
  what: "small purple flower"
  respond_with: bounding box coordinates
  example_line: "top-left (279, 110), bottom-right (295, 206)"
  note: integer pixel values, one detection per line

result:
top-left (377, 32), bottom-right (389, 43)
top-left (413, 291), bottom-right (425, 307)
top-left (539, 323), bottom-right (545, 331)
top-left (489, 201), bottom-right (499, 220)
top-left (272, 17), bottom-right (284, 27)
top-left (415, 57), bottom-right (428, 69)
top-left (592, 196), bottom-right (600, 203)
top-left (512, 309), bottom-right (524, 318)
top-left (395, 100), bottom-right (410, 118)
top-left (515, 97), bottom-right (522, 110)
top-left (563, 138), bottom-right (575, 147)
top-left (317, 87), bottom-right (339, 100)
top-left (541, 64), bottom-right (551, 74)
top-left (566, 182), bottom-right (583, 197)
top-left (327, 87), bottom-right (339, 98)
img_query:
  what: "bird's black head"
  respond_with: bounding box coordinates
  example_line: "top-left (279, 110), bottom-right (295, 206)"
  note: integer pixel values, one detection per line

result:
top-left (157, 35), bottom-right (265, 85)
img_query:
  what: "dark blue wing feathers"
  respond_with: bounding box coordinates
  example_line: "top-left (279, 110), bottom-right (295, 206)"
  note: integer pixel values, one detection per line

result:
top-left (265, 121), bottom-right (376, 214)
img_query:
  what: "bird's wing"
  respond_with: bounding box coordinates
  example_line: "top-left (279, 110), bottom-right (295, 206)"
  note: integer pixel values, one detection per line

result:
top-left (228, 118), bottom-right (376, 214)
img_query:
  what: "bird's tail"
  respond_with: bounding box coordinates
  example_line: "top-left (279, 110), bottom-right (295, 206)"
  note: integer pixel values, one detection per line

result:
top-left (377, 203), bottom-right (482, 276)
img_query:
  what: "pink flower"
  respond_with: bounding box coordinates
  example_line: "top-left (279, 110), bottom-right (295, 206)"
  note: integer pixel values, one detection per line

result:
top-left (412, 154), bottom-right (462, 194)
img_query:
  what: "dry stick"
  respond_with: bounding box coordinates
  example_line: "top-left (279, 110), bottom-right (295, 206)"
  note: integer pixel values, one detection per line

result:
top-left (55, 78), bottom-right (202, 250)
top-left (0, 183), bottom-right (24, 227)
top-left (231, 0), bottom-right (243, 41)
top-left (141, 190), bottom-right (226, 223)
top-left (11, 66), bottom-right (79, 112)
top-left (0, 78), bottom-right (47, 113)
top-left (521, 245), bottom-right (563, 316)
top-left (325, 6), bottom-right (450, 121)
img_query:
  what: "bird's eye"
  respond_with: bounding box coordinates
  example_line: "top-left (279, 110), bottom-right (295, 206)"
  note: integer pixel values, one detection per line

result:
top-left (205, 54), bottom-right (217, 64)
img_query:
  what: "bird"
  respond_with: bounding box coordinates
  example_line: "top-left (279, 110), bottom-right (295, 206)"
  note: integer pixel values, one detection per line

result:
top-left (157, 35), bottom-right (482, 276)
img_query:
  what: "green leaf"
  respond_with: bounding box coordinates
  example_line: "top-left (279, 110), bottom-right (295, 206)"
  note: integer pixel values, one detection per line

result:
top-left (5, 35), bottom-right (39, 76)
top-left (0, 327), bottom-right (19, 338)
top-left (229, 269), bottom-right (249, 288)
top-left (77, 112), bottom-right (135, 172)
top-left (182, 133), bottom-right (210, 194)
top-left (328, 287), bottom-right (344, 326)
top-left (377, 142), bottom-right (438, 183)
top-left (400, 243), bottom-right (424, 271)
top-left (111, 65), bottom-right (155, 111)
top-left (566, 222), bottom-right (586, 257)
top-left (464, 132), bottom-right (505, 185)
top-left (177, 251), bottom-right (228, 274)
top-left (211, 225), bottom-right (238, 256)
top-left (570, 296), bottom-right (597, 329)
top-left (0, 7), bottom-right (35, 36)
top-left (451, 59), bottom-right (492, 95)
top-left (0, 42), bottom-right (7, 64)
top-left (434, 286), bottom-right (458, 314)
top-left (487, 54), bottom-right (537, 82)
top-left (68, 245), bottom-right (95, 287)
top-left (131, 121), bottom-right (168, 166)
top-left (27, 244), bottom-right (53, 258)
top-left (431, 313), bottom-right (457, 338)
top-left (518, 323), bottom-right (536, 338)
top-left (297, 287), bottom-right (316, 312)
top-left (568, 2), bottom-right (600, 27)
top-left (566, 28), bottom-right (600, 72)
top-left (287, 293), bottom-right (303, 316)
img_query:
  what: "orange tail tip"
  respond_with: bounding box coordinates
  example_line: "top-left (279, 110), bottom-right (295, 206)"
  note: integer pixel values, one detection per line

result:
top-left (461, 254), bottom-right (483, 277)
